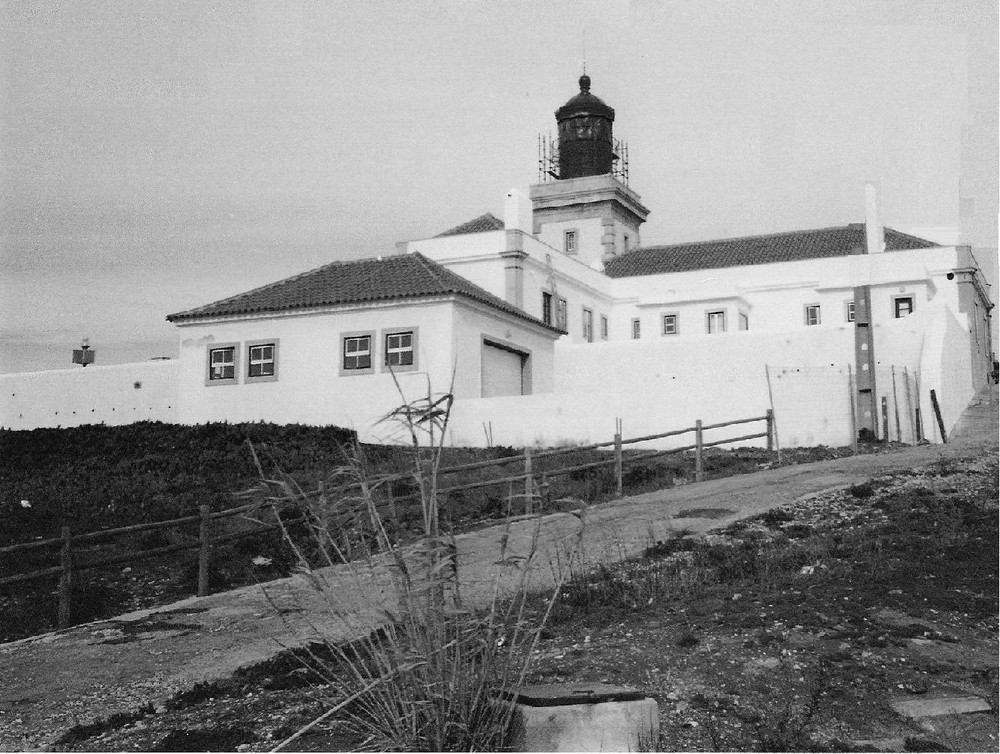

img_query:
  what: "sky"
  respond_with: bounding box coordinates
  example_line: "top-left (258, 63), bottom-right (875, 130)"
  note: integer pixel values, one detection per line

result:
top-left (1, 0), bottom-right (997, 373)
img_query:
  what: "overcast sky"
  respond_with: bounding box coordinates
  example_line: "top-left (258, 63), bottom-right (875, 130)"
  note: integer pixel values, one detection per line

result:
top-left (2, 0), bottom-right (997, 373)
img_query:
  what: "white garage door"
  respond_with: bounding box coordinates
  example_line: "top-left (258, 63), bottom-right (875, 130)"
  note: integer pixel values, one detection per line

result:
top-left (481, 342), bottom-right (524, 397)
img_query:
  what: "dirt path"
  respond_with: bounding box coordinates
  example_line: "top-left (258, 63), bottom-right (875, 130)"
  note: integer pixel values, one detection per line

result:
top-left (2, 387), bottom-right (995, 751)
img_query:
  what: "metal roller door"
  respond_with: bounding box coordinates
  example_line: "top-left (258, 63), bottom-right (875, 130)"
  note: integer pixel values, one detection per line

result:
top-left (481, 342), bottom-right (525, 397)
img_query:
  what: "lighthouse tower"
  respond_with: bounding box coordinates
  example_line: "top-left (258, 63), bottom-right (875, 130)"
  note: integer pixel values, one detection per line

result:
top-left (530, 74), bottom-right (649, 268)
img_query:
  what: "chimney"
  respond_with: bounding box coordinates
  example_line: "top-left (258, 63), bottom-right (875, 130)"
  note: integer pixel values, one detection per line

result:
top-left (504, 189), bottom-right (533, 235)
top-left (864, 182), bottom-right (885, 254)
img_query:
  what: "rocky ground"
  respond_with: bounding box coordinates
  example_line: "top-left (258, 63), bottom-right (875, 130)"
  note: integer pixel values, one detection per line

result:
top-left (48, 451), bottom-right (998, 752)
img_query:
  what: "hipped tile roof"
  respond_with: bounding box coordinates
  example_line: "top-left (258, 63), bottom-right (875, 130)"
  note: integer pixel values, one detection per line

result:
top-left (167, 252), bottom-right (561, 332)
top-left (605, 225), bottom-right (938, 278)
top-left (435, 212), bottom-right (504, 237)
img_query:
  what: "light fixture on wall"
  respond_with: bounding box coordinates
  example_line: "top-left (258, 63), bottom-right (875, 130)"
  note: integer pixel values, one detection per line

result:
top-left (72, 338), bottom-right (95, 367)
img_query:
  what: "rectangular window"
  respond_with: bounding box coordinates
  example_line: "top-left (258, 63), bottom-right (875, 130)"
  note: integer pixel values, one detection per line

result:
top-left (662, 314), bottom-right (678, 335)
top-left (556, 297), bottom-right (568, 330)
top-left (564, 230), bottom-right (577, 255)
top-left (707, 310), bottom-right (726, 334)
top-left (385, 330), bottom-right (415, 368)
top-left (739, 313), bottom-right (749, 331)
top-left (342, 334), bottom-right (372, 371)
top-left (582, 307), bottom-right (594, 343)
top-left (542, 292), bottom-right (553, 326)
top-left (600, 315), bottom-right (608, 340)
top-left (631, 318), bottom-right (641, 340)
top-left (805, 304), bottom-right (821, 326)
top-left (208, 346), bottom-right (236, 383)
top-left (246, 340), bottom-right (278, 382)
top-left (894, 296), bottom-right (914, 318)
top-left (846, 301), bottom-right (856, 323)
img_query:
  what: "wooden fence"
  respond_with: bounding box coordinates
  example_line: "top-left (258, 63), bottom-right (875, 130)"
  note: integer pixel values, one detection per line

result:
top-left (0, 410), bottom-right (773, 629)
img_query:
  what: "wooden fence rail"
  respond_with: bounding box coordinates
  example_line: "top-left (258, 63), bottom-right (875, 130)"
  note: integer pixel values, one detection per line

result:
top-left (0, 410), bottom-right (775, 629)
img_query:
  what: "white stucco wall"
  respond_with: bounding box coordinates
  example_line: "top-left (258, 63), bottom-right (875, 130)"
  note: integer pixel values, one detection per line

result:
top-left (0, 360), bottom-right (179, 430)
top-left (449, 325), bottom-right (857, 449)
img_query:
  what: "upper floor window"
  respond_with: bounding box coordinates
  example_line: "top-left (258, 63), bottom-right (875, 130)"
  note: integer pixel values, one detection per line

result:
top-left (631, 318), bottom-right (641, 340)
top-left (846, 301), bottom-right (855, 323)
top-left (207, 345), bottom-right (237, 384)
top-left (556, 297), bottom-right (568, 331)
top-left (894, 296), bottom-right (914, 318)
top-left (707, 310), bottom-right (726, 334)
top-left (246, 341), bottom-right (278, 382)
top-left (542, 292), bottom-right (553, 326)
top-left (600, 315), bottom-right (609, 340)
top-left (564, 230), bottom-right (577, 255)
top-left (385, 330), bottom-right (415, 368)
top-left (739, 313), bottom-right (749, 331)
top-left (662, 314), bottom-right (678, 336)
top-left (342, 333), bottom-right (373, 372)
top-left (805, 304), bottom-right (821, 326)
top-left (582, 308), bottom-right (594, 343)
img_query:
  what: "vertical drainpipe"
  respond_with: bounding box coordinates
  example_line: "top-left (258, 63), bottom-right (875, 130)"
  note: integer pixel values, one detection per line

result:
top-left (501, 229), bottom-right (527, 310)
top-left (854, 183), bottom-right (884, 439)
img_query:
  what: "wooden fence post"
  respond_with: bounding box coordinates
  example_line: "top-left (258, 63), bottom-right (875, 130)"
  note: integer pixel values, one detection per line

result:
top-left (764, 364), bottom-right (782, 465)
top-left (58, 525), bottom-right (72, 629)
top-left (847, 365), bottom-right (858, 454)
top-left (198, 505), bottom-right (211, 598)
top-left (614, 418), bottom-right (623, 497)
top-left (929, 389), bottom-right (947, 443)
top-left (694, 420), bottom-right (704, 482)
top-left (891, 366), bottom-right (902, 442)
top-left (523, 446), bottom-right (533, 515)
top-left (881, 396), bottom-right (890, 442)
top-left (765, 409), bottom-right (774, 452)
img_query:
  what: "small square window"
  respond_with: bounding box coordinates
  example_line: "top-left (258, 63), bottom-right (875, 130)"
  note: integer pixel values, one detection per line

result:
top-left (564, 230), bottom-right (577, 255)
top-left (246, 340), bottom-right (278, 382)
top-left (600, 315), bottom-right (608, 340)
top-left (662, 314), bottom-right (678, 335)
top-left (846, 301), bottom-right (856, 323)
top-left (343, 334), bottom-right (372, 372)
top-left (556, 297), bottom-right (568, 331)
top-left (894, 296), bottom-right (914, 318)
top-left (209, 347), bottom-right (235, 381)
top-left (707, 310), bottom-right (726, 334)
top-left (631, 318), bottom-right (641, 340)
top-left (582, 308), bottom-right (594, 343)
top-left (385, 331), bottom-right (414, 368)
top-left (805, 304), bottom-right (821, 326)
top-left (542, 292), bottom-right (553, 326)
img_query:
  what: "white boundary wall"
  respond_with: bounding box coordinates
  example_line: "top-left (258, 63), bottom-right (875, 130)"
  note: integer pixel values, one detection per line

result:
top-left (1, 361), bottom-right (179, 430)
top-left (448, 325), bottom-right (858, 449)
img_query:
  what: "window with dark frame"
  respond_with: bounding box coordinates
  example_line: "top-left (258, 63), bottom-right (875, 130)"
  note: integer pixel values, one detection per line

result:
top-left (600, 315), bottom-right (608, 340)
top-left (564, 230), bottom-right (577, 255)
top-left (846, 301), bottom-right (856, 323)
top-left (582, 307), bottom-right (594, 343)
top-left (894, 296), bottom-right (914, 318)
top-left (631, 318), bottom-right (641, 339)
top-left (247, 343), bottom-right (275, 378)
top-left (707, 310), bottom-right (726, 334)
top-left (556, 297), bottom-right (568, 330)
top-left (805, 304), bottom-right (821, 326)
top-left (343, 335), bottom-right (372, 370)
top-left (542, 291), bottom-right (553, 326)
top-left (662, 314), bottom-right (677, 335)
top-left (209, 347), bottom-right (236, 381)
top-left (385, 331), bottom-right (414, 367)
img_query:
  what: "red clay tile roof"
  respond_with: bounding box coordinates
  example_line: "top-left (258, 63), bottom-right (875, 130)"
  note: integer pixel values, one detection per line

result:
top-left (605, 225), bottom-right (939, 278)
top-left (166, 253), bottom-right (562, 332)
top-left (435, 212), bottom-right (504, 237)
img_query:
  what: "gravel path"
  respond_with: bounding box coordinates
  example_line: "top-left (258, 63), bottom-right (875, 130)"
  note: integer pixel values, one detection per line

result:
top-left (1, 387), bottom-right (995, 751)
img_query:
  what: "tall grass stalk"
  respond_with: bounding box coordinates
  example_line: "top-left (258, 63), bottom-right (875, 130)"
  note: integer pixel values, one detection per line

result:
top-left (252, 379), bottom-right (582, 751)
